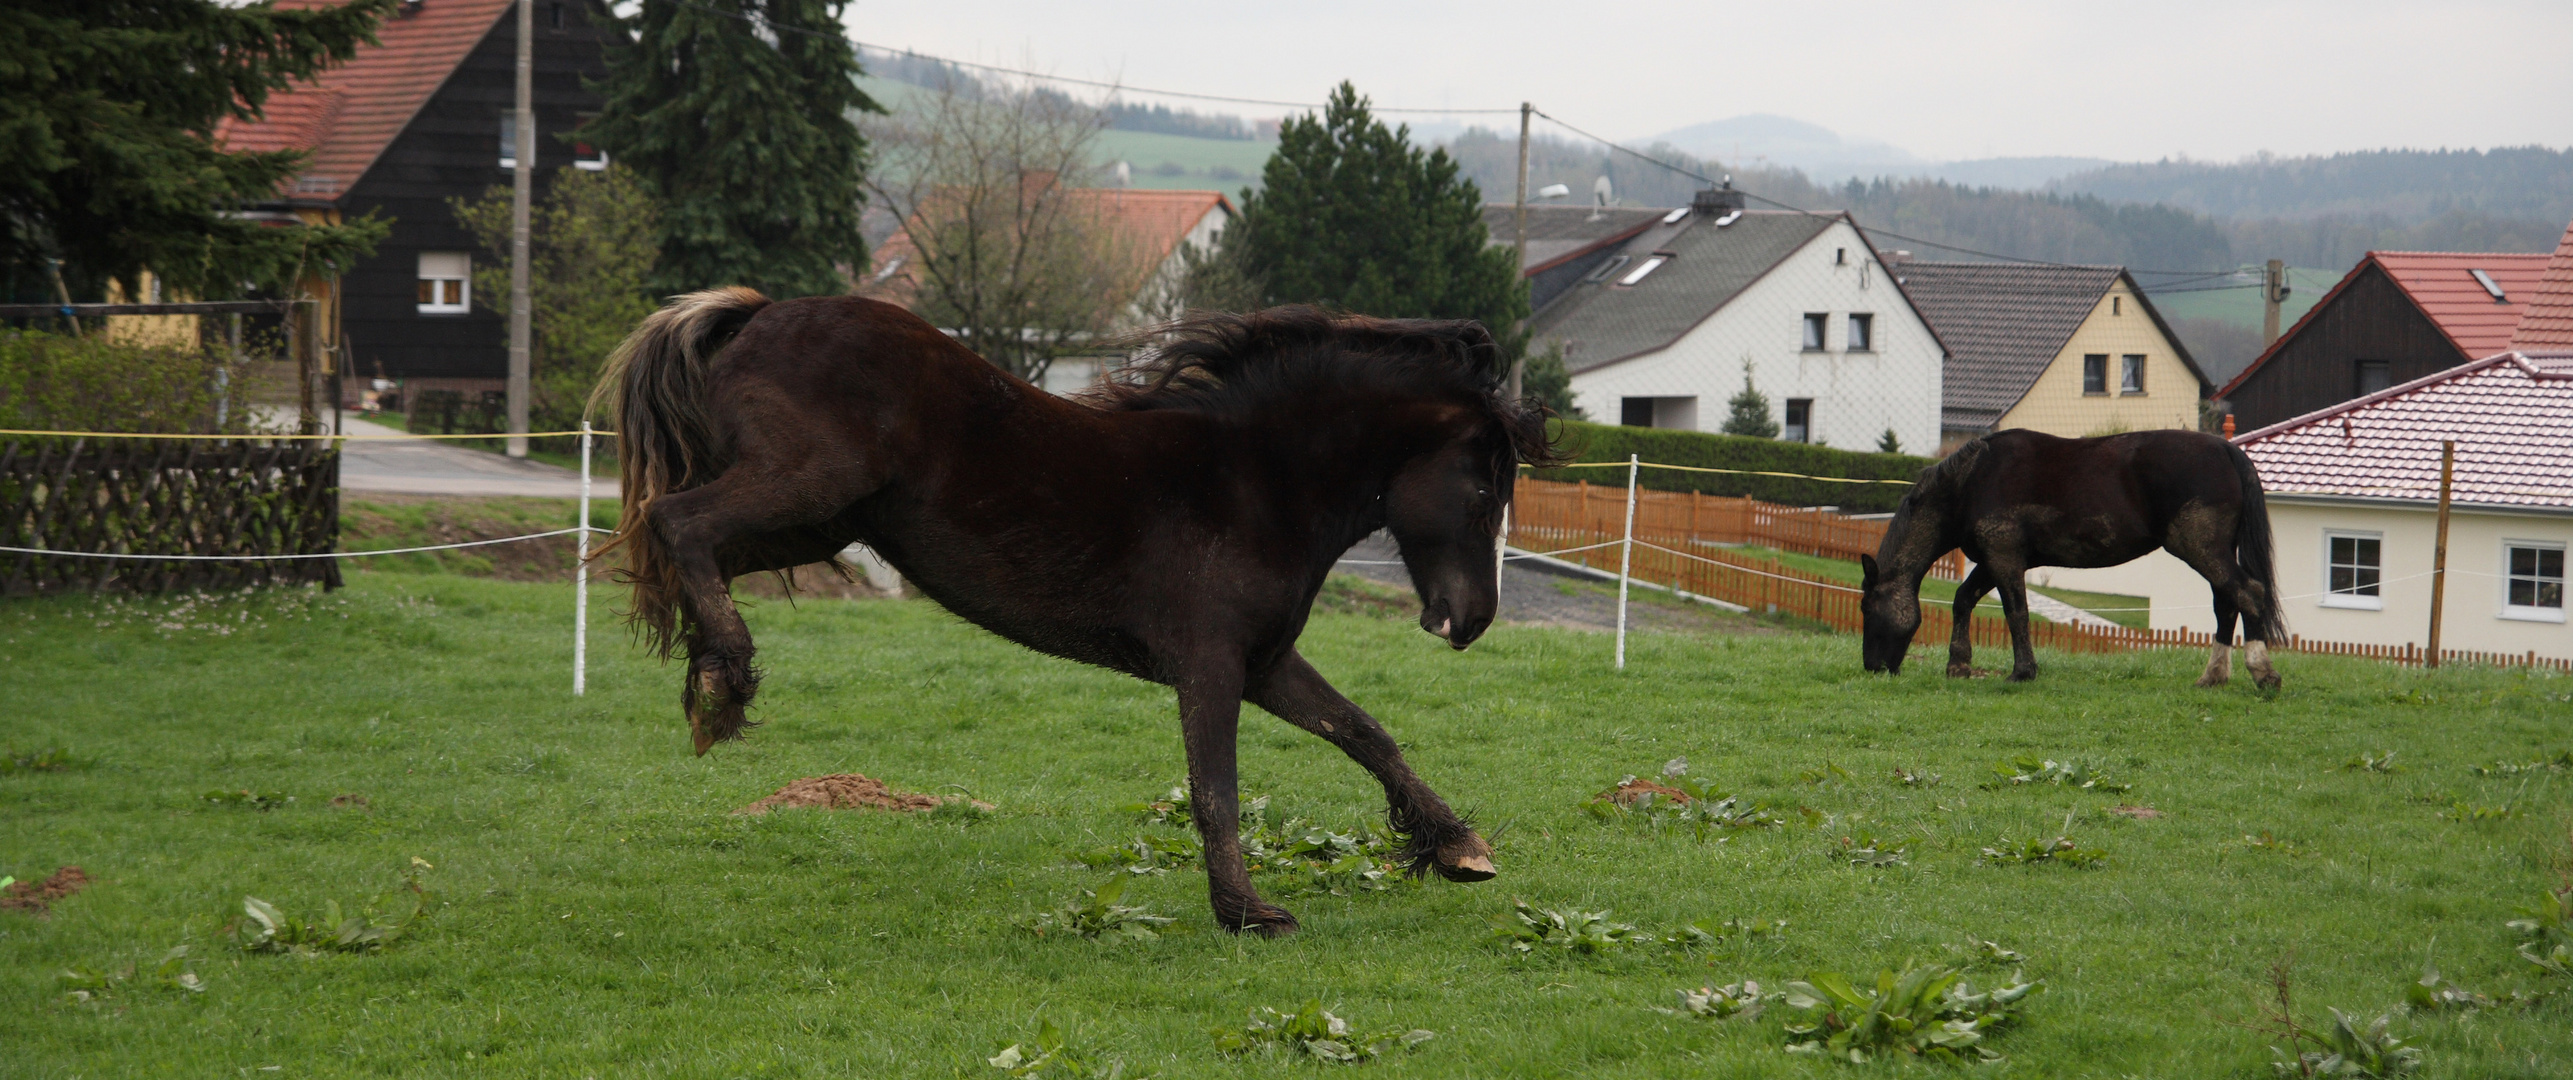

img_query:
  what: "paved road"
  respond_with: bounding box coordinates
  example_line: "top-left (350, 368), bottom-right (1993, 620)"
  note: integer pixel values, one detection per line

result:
top-left (1330, 532), bottom-right (1755, 637)
top-left (333, 415), bottom-right (618, 499)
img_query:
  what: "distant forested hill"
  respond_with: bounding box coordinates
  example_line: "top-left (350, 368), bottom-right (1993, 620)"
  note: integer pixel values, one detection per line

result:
top-left (2053, 147), bottom-right (2573, 223)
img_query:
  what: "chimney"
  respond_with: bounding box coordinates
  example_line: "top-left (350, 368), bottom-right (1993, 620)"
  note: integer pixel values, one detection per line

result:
top-left (1690, 176), bottom-right (1746, 217)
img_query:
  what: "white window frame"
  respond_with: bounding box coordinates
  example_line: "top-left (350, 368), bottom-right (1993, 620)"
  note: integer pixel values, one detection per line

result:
top-left (2500, 538), bottom-right (2567, 623)
top-left (1801, 312), bottom-right (1827, 351)
top-left (417, 252), bottom-right (471, 314)
top-left (2319, 529), bottom-right (2385, 610)
top-left (2120, 353), bottom-right (2146, 395)
top-left (1847, 312), bottom-right (1873, 352)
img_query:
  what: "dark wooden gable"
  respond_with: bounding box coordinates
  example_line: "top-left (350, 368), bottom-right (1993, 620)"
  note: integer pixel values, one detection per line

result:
top-left (337, 1), bottom-right (612, 384)
top-left (2223, 262), bottom-right (2467, 431)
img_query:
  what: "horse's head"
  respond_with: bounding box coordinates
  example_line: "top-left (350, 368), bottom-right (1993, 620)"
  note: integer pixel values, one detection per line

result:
top-left (1858, 553), bottom-right (1921, 673)
top-left (1383, 409), bottom-right (1522, 650)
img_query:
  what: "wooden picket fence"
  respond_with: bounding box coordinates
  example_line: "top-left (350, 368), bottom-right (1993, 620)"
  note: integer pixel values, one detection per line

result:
top-left (0, 437), bottom-right (341, 596)
top-left (1509, 476), bottom-right (2571, 674)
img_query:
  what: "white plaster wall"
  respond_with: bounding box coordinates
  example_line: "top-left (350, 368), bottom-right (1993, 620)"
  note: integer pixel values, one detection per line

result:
top-left (2038, 499), bottom-right (2573, 660)
top-left (1568, 219), bottom-right (1944, 455)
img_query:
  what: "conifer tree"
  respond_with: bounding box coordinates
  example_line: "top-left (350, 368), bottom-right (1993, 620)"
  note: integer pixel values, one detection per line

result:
top-left (1723, 372), bottom-right (1779, 438)
top-left (585, 0), bottom-right (879, 298)
top-left (0, 0), bottom-right (397, 303)
top-left (1229, 83), bottom-right (1526, 344)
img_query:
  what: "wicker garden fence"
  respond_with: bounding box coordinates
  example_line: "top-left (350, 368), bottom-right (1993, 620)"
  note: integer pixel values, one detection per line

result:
top-left (0, 437), bottom-right (340, 596)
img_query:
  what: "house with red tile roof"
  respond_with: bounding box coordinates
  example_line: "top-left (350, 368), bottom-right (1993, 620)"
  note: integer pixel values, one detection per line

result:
top-left (861, 187), bottom-right (1233, 393)
top-left (2214, 250), bottom-right (2548, 431)
top-left (2041, 350), bottom-right (2571, 661)
top-left (2510, 221), bottom-right (2573, 351)
top-left (213, 0), bottom-right (614, 396)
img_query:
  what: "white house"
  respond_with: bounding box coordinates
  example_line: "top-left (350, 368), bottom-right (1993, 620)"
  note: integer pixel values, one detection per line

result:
top-left (1529, 189), bottom-right (1946, 454)
top-left (2038, 350), bottom-right (2572, 662)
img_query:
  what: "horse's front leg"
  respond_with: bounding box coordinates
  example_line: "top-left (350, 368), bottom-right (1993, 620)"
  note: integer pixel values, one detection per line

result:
top-left (1248, 650), bottom-right (1494, 882)
top-left (1177, 665), bottom-right (1296, 937)
top-left (1948, 565), bottom-right (1997, 677)
top-left (1991, 565), bottom-right (2039, 682)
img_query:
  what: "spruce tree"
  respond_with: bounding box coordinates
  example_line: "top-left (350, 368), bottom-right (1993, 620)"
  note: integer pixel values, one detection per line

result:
top-left (1230, 83), bottom-right (1526, 342)
top-left (0, 0), bottom-right (397, 303)
top-left (586, 0), bottom-right (879, 298)
top-left (1722, 373), bottom-right (1779, 438)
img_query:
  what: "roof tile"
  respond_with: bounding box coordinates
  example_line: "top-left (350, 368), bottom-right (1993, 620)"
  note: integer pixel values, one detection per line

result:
top-left (2236, 351), bottom-right (2573, 510)
top-left (2509, 221), bottom-right (2573, 350)
top-left (213, 0), bottom-right (513, 203)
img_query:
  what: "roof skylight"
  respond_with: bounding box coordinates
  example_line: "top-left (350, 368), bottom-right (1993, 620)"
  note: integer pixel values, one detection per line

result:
top-left (1713, 210), bottom-right (1743, 227)
top-left (2470, 268), bottom-right (2507, 301)
top-left (1660, 207), bottom-right (1689, 225)
top-left (1618, 257), bottom-right (1667, 286)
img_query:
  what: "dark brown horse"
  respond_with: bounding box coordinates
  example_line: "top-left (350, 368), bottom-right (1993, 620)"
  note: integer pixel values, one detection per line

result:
top-left (1858, 428), bottom-right (2282, 688)
top-left (590, 290), bottom-right (1557, 936)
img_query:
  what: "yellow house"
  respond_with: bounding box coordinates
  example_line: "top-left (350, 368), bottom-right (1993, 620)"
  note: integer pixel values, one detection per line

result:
top-left (101, 270), bottom-right (202, 349)
top-left (1894, 262), bottom-right (2212, 449)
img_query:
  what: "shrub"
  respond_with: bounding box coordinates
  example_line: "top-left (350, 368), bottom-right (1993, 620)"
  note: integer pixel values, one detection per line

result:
top-left (0, 330), bottom-right (267, 435)
top-left (1780, 964), bottom-right (2039, 1063)
top-left (1532, 420), bottom-right (1931, 513)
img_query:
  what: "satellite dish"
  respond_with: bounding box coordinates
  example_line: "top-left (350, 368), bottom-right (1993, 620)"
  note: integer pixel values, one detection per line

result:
top-left (1535, 183), bottom-right (1570, 200)
top-left (1592, 176), bottom-right (1614, 206)
top-left (1112, 160), bottom-right (1132, 187)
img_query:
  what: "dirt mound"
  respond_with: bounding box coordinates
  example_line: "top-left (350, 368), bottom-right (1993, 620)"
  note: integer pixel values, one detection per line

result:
top-left (2, 866), bottom-right (89, 916)
top-left (2109, 805), bottom-right (2164, 819)
top-left (734, 774), bottom-right (945, 815)
top-left (1599, 779), bottom-right (1693, 805)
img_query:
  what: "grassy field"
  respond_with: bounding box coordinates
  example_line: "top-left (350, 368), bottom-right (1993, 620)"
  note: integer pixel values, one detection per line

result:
top-left (4, 573), bottom-right (2569, 1078)
top-left (1729, 545), bottom-right (2152, 630)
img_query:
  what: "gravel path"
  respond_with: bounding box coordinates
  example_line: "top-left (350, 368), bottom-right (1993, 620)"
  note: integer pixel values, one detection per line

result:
top-left (1330, 532), bottom-right (1765, 637)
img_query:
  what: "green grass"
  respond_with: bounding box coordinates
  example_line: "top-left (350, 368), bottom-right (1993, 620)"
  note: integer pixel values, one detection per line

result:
top-left (2145, 267), bottom-right (2339, 332)
top-left (1090, 130), bottom-right (1275, 191)
top-left (4, 574), bottom-right (2570, 1077)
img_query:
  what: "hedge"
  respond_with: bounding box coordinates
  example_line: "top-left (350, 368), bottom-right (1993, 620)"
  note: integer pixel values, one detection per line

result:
top-left (1530, 420), bottom-right (1933, 514)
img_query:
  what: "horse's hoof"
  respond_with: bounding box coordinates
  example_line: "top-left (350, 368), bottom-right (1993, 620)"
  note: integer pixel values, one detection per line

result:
top-left (1437, 854), bottom-right (1497, 882)
top-left (1946, 662), bottom-right (1973, 678)
top-left (2256, 675), bottom-right (2283, 691)
top-left (1220, 904), bottom-right (1299, 937)
top-left (2194, 674), bottom-right (2229, 688)
top-left (2005, 670), bottom-right (2036, 683)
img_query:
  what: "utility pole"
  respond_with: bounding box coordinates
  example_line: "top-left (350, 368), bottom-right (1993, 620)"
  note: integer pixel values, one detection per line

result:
top-left (2426, 440), bottom-right (2454, 668)
top-left (2261, 259), bottom-right (2288, 348)
top-left (1509, 101), bottom-right (1532, 403)
top-left (506, 0), bottom-right (535, 458)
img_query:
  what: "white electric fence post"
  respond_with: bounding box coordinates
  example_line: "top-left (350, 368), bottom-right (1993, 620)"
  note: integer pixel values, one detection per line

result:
top-left (1615, 453), bottom-right (1637, 670)
top-left (1495, 504), bottom-right (1509, 593)
top-left (574, 420), bottom-right (592, 696)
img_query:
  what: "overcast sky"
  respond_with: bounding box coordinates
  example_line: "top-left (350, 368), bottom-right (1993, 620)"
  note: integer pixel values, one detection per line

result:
top-left (843, 0), bottom-right (2573, 163)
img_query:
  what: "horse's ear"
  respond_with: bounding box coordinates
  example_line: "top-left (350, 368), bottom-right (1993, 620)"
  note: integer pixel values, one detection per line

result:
top-left (1859, 554), bottom-right (1879, 589)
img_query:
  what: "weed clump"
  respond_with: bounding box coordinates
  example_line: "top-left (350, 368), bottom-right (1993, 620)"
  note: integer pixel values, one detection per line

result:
top-left (1584, 758), bottom-right (1784, 834)
top-left (61, 944), bottom-right (204, 1002)
top-left (1212, 1000), bottom-right (1433, 1063)
top-left (1, 746), bottom-right (85, 774)
top-left (1979, 756), bottom-right (2131, 793)
top-left (988, 1018), bottom-right (1127, 1079)
top-left (1018, 878), bottom-right (1177, 942)
top-left (1780, 964), bottom-right (2039, 1063)
top-left (236, 858), bottom-right (431, 955)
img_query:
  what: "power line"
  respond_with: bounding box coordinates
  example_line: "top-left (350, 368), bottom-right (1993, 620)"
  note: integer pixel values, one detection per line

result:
top-left (655, 0), bottom-right (1513, 113)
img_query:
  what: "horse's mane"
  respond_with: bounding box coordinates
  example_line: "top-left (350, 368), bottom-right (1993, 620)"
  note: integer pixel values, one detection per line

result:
top-left (1087, 306), bottom-right (1566, 466)
top-left (1880, 436), bottom-right (1987, 570)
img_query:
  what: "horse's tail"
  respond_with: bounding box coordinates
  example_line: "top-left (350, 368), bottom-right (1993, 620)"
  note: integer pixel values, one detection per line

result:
top-left (2226, 439), bottom-right (2284, 640)
top-left (587, 286), bottom-right (772, 656)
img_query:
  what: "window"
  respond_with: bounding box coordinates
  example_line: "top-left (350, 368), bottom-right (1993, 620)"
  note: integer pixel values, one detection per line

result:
top-left (2321, 531), bottom-right (2383, 610)
top-left (1846, 313), bottom-right (1873, 352)
top-left (1801, 313), bottom-right (1827, 351)
top-left (2354, 359), bottom-right (2391, 396)
top-left (1617, 256), bottom-right (1666, 286)
top-left (1783, 398), bottom-right (1813, 443)
top-left (572, 113), bottom-right (608, 170)
top-left (1584, 255), bottom-right (1632, 284)
top-left (2112, 295), bottom-right (2122, 316)
top-left (499, 113), bottom-right (519, 169)
top-left (1620, 397), bottom-right (1698, 429)
top-left (2504, 541), bottom-right (2566, 622)
top-left (2081, 354), bottom-right (2108, 395)
top-left (417, 252), bottom-right (470, 313)
top-left (1835, 247), bottom-right (1847, 265)
top-left (549, 1), bottom-right (565, 29)
top-left (2120, 354), bottom-right (2146, 395)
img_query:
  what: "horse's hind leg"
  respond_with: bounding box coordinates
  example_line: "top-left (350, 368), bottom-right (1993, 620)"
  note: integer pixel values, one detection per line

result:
top-left (2166, 521), bottom-right (2282, 691)
top-left (1948, 565), bottom-right (1997, 677)
top-left (1247, 650), bottom-right (1493, 882)
top-left (1989, 563), bottom-right (2040, 682)
top-left (2199, 594), bottom-right (2238, 688)
top-left (649, 478), bottom-right (859, 754)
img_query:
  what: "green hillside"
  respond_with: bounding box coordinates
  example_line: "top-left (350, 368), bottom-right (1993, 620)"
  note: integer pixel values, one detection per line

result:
top-left (1092, 130), bottom-right (1274, 192)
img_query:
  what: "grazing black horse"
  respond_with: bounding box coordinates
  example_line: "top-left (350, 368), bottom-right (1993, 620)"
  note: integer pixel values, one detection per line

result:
top-left (591, 290), bottom-right (1557, 936)
top-left (1858, 428), bottom-right (2283, 688)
